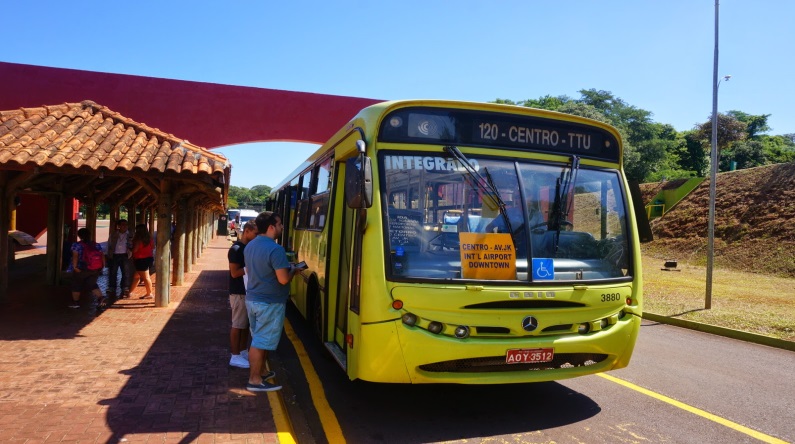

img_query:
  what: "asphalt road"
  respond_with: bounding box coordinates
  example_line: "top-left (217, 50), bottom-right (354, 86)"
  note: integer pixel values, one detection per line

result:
top-left (276, 308), bottom-right (794, 443)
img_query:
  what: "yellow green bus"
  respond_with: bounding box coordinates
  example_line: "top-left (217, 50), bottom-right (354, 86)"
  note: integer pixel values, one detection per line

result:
top-left (269, 100), bottom-right (651, 384)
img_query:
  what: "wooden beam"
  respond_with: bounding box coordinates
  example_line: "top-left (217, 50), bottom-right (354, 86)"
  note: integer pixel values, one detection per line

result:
top-left (69, 176), bottom-right (99, 197)
top-left (119, 185), bottom-right (143, 204)
top-left (96, 178), bottom-right (128, 202)
top-left (133, 177), bottom-right (159, 197)
top-left (3, 171), bottom-right (36, 198)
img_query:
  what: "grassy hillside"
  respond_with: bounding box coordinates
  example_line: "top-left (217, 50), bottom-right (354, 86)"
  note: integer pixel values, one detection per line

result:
top-left (640, 162), bottom-right (795, 278)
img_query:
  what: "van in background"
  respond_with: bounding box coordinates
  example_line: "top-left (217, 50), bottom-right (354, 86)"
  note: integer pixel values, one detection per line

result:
top-left (232, 209), bottom-right (259, 236)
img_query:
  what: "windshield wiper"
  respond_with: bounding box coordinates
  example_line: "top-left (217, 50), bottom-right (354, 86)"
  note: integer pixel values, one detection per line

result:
top-left (549, 155), bottom-right (580, 251)
top-left (444, 145), bottom-right (513, 234)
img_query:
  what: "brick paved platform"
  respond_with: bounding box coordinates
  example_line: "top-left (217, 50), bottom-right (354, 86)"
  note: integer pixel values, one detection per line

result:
top-left (0, 235), bottom-right (282, 443)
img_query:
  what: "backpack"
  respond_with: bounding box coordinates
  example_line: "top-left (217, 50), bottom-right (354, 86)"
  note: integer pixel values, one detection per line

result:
top-left (82, 242), bottom-right (104, 271)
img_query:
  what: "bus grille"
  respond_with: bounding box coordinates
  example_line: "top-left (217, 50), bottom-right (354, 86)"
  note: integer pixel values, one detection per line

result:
top-left (418, 353), bottom-right (608, 373)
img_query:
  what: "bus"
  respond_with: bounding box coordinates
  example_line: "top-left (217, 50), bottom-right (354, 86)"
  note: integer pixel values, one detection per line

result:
top-left (268, 100), bottom-right (652, 384)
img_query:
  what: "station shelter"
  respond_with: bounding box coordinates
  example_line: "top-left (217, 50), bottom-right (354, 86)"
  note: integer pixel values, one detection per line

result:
top-left (0, 100), bottom-right (230, 305)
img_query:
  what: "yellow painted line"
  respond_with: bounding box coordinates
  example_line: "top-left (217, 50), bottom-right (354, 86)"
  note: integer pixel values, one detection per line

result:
top-left (598, 373), bottom-right (788, 444)
top-left (268, 385), bottom-right (296, 444)
top-left (284, 318), bottom-right (347, 443)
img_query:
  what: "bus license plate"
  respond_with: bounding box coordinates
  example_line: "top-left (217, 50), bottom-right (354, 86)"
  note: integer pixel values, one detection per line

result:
top-left (505, 348), bottom-right (554, 364)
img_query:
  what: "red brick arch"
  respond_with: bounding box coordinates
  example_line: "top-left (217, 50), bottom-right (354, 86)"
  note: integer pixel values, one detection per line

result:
top-left (0, 62), bottom-right (381, 148)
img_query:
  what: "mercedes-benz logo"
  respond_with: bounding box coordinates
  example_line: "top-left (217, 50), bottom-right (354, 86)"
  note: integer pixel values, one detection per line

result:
top-left (521, 315), bottom-right (538, 332)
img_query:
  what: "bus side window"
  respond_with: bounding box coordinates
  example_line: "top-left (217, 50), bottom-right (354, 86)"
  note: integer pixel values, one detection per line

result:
top-left (309, 158), bottom-right (332, 229)
top-left (310, 193), bottom-right (329, 229)
top-left (295, 199), bottom-right (310, 229)
top-left (295, 173), bottom-right (311, 229)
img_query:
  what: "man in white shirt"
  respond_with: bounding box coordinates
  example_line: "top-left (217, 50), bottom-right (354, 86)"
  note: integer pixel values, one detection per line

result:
top-left (106, 219), bottom-right (133, 299)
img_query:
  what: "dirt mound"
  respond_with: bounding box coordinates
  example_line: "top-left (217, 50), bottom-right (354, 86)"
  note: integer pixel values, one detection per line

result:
top-left (640, 162), bottom-right (795, 277)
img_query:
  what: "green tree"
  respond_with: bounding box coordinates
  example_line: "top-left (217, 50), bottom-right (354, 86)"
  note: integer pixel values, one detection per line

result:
top-left (695, 113), bottom-right (747, 172)
top-left (228, 186), bottom-right (253, 208)
top-left (681, 130), bottom-right (710, 177)
top-left (761, 134), bottom-right (795, 163)
top-left (556, 101), bottom-right (610, 123)
top-left (228, 185), bottom-right (272, 211)
top-left (631, 124), bottom-right (686, 182)
top-left (575, 90), bottom-right (672, 181)
top-left (727, 110), bottom-right (771, 139)
top-left (250, 185), bottom-right (272, 201)
top-left (720, 140), bottom-right (766, 170)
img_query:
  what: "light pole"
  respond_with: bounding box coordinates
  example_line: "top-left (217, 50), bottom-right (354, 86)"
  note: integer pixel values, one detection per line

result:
top-left (706, 73), bottom-right (730, 309)
top-left (706, 0), bottom-right (730, 309)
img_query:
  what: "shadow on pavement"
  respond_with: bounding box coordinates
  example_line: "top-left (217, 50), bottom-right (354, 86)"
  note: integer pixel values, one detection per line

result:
top-left (98, 268), bottom-right (278, 442)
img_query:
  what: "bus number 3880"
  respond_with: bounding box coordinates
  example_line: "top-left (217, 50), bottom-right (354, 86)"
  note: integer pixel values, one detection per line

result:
top-left (600, 293), bottom-right (621, 302)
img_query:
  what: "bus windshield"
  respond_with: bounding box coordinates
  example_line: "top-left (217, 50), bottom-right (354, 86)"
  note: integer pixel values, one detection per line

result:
top-left (382, 152), bottom-right (630, 282)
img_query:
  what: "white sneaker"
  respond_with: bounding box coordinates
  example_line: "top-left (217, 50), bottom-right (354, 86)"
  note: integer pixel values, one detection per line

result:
top-left (240, 350), bottom-right (249, 360)
top-left (229, 354), bottom-right (250, 368)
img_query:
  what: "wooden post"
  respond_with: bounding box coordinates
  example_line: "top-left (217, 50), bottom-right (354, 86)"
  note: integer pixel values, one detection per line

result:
top-left (192, 208), bottom-right (200, 264)
top-left (155, 181), bottom-right (172, 307)
top-left (148, 208), bottom-right (155, 235)
top-left (0, 173), bottom-right (9, 303)
top-left (184, 204), bottom-right (194, 273)
top-left (173, 198), bottom-right (187, 286)
top-left (6, 195), bottom-right (14, 266)
top-left (46, 194), bottom-right (64, 285)
top-left (108, 204), bottom-right (118, 245)
top-left (85, 198), bottom-right (97, 241)
top-left (199, 209), bottom-right (207, 254)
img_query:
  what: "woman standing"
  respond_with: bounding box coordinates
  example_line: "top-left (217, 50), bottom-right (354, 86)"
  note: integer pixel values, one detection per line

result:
top-left (131, 223), bottom-right (154, 299)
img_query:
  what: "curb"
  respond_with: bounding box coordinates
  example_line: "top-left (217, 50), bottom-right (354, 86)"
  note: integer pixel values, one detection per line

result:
top-left (643, 312), bottom-right (795, 352)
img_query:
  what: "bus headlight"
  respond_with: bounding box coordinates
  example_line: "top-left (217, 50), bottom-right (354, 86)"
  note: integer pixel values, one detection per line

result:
top-left (427, 321), bottom-right (444, 334)
top-left (402, 313), bottom-right (418, 326)
top-left (454, 326), bottom-right (470, 339)
top-left (577, 323), bottom-right (591, 334)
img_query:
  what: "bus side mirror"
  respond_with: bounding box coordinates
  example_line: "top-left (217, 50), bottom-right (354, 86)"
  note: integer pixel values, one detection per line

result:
top-left (628, 180), bottom-right (653, 243)
top-left (345, 155), bottom-right (373, 209)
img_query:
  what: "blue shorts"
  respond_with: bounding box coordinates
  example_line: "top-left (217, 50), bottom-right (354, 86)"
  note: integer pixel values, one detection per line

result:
top-left (245, 300), bottom-right (286, 351)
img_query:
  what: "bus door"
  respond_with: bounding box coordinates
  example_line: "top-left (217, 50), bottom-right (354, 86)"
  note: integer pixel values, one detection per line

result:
top-left (324, 134), bottom-right (367, 372)
top-left (332, 203), bottom-right (356, 350)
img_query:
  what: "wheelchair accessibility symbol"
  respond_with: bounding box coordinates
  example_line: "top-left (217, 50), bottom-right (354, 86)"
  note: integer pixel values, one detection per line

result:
top-left (532, 258), bottom-right (554, 280)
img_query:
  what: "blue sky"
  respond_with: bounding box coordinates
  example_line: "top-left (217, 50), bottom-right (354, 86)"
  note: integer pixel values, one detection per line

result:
top-left (4, 1), bottom-right (794, 188)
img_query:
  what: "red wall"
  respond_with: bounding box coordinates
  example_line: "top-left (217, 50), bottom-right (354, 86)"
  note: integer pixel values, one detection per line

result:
top-left (0, 62), bottom-right (381, 148)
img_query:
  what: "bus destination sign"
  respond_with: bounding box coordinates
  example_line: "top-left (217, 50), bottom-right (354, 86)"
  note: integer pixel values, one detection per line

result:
top-left (378, 107), bottom-right (622, 163)
top-left (472, 118), bottom-right (606, 156)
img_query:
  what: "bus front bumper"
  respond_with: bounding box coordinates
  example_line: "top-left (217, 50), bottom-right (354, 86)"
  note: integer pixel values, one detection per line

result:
top-left (355, 314), bottom-right (640, 384)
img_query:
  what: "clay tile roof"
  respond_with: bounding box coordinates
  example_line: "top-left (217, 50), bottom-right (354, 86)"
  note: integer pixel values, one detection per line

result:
top-left (0, 100), bottom-right (229, 177)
